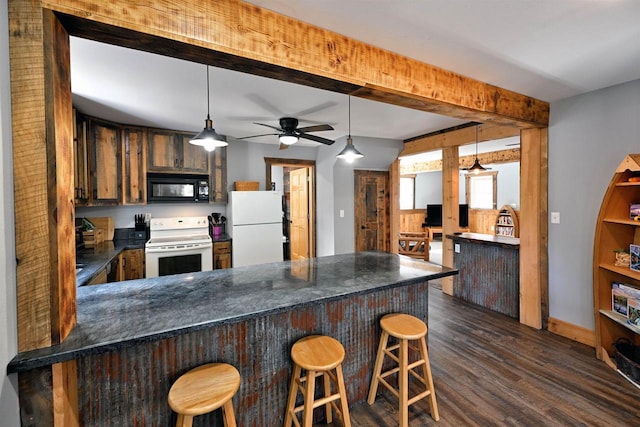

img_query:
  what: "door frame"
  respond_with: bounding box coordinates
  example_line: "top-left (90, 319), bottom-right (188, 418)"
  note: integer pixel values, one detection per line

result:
top-left (265, 157), bottom-right (316, 259)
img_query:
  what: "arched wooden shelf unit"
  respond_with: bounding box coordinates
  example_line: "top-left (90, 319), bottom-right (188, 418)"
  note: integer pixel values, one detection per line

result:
top-left (495, 205), bottom-right (519, 238)
top-left (593, 154), bottom-right (640, 372)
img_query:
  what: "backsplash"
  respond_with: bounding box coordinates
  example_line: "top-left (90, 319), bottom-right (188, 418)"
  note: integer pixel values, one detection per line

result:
top-left (76, 204), bottom-right (227, 228)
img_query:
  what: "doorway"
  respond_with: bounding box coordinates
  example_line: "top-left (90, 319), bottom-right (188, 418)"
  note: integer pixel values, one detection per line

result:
top-left (265, 158), bottom-right (316, 260)
top-left (354, 170), bottom-right (390, 252)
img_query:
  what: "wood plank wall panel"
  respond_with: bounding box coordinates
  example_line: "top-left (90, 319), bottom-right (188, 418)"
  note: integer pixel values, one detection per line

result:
top-left (43, 0), bottom-right (548, 127)
top-left (74, 282), bottom-right (430, 426)
top-left (400, 210), bottom-right (426, 233)
top-left (469, 209), bottom-right (500, 235)
top-left (453, 241), bottom-right (520, 318)
top-left (10, 0), bottom-right (53, 351)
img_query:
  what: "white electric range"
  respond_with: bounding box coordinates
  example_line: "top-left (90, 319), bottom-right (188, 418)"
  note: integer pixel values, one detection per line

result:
top-left (145, 216), bottom-right (213, 278)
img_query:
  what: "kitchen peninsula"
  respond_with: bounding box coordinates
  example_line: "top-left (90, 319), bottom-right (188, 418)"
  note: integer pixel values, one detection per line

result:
top-left (9, 252), bottom-right (456, 426)
top-left (448, 232), bottom-right (520, 318)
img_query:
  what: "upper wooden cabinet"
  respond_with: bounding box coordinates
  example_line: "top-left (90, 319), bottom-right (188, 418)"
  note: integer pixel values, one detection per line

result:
top-left (89, 118), bottom-right (122, 205)
top-left (147, 129), bottom-right (209, 174)
top-left (73, 112), bottom-right (227, 205)
top-left (122, 126), bottom-right (147, 205)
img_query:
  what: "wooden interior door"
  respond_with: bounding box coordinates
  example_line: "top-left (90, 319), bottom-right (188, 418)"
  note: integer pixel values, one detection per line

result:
top-left (290, 167), bottom-right (310, 260)
top-left (355, 170), bottom-right (389, 252)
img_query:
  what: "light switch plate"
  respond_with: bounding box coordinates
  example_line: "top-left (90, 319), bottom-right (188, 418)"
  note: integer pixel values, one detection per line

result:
top-left (551, 212), bottom-right (560, 224)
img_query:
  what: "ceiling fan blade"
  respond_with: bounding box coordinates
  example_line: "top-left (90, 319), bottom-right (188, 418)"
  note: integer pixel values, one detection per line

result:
top-left (299, 133), bottom-right (335, 145)
top-left (254, 122), bottom-right (282, 131)
top-left (246, 93), bottom-right (284, 117)
top-left (236, 133), bottom-right (278, 140)
top-left (293, 101), bottom-right (338, 118)
top-left (297, 124), bottom-right (334, 133)
top-left (279, 143), bottom-right (289, 150)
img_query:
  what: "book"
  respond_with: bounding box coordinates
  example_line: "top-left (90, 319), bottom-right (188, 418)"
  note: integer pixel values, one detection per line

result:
top-left (613, 287), bottom-right (629, 316)
top-left (627, 298), bottom-right (640, 328)
top-left (631, 244), bottom-right (640, 272)
top-left (631, 204), bottom-right (640, 221)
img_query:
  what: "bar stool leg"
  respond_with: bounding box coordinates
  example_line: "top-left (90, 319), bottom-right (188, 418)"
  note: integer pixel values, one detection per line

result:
top-left (176, 414), bottom-right (193, 427)
top-left (303, 369), bottom-right (316, 427)
top-left (284, 364), bottom-right (301, 427)
top-left (335, 364), bottom-right (352, 427)
top-left (323, 371), bottom-right (333, 423)
top-left (222, 399), bottom-right (237, 427)
top-left (419, 336), bottom-right (440, 421)
top-left (367, 330), bottom-right (389, 404)
top-left (399, 337), bottom-right (409, 427)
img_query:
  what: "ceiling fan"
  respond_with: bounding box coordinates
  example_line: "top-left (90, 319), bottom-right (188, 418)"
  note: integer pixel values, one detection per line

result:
top-left (238, 117), bottom-right (334, 149)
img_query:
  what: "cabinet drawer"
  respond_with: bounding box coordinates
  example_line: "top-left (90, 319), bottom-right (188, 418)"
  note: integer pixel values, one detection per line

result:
top-left (213, 241), bottom-right (232, 254)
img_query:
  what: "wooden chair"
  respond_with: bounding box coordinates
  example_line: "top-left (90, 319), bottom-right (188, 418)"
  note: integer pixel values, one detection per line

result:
top-left (398, 232), bottom-right (429, 261)
top-left (284, 335), bottom-right (351, 427)
top-left (368, 313), bottom-right (439, 426)
top-left (168, 363), bottom-right (240, 427)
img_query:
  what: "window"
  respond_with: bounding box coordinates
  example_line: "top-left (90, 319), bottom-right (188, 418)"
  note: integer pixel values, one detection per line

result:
top-left (465, 171), bottom-right (497, 209)
top-left (400, 176), bottom-right (415, 210)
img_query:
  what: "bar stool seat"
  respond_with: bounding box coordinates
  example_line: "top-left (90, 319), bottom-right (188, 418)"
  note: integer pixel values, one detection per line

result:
top-left (368, 313), bottom-right (439, 426)
top-left (284, 335), bottom-right (352, 427)
top-left (168, 363), bottom-right (240, 427)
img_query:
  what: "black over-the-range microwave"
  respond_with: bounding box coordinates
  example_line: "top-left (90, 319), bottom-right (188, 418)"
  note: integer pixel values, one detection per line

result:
top-left (147, 173), bottom-right (209, 203)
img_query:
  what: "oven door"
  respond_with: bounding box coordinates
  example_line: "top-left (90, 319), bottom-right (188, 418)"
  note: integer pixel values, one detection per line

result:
top-left (145, 244), bottom-right (213, 278)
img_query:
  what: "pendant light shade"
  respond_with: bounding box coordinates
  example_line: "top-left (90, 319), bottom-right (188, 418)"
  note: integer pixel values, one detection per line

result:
top-left (465, 124), bottom-right (490, 174)
top-left (190, 66), bottom-right (228, 150)
top-left (336, 96), bottom-right (364, 163)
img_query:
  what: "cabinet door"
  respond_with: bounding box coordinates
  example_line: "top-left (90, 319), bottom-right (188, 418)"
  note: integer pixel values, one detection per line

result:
top-left (123, 127), bottom-right (147, 204)
top-left (90, 119), bottom-right (121, 204)
top-left (122, 249), bottom-right (145, 281)
top-left (213, 241), bottom-right (232, 269)
top-left (147, 129), bottom-right (179, 171)
top-left (211, 147), bottom-right (227, 202)
top-left (74, 110), bottom-right (90, 205)
top-left (178, 133), bottom-right (210, 174)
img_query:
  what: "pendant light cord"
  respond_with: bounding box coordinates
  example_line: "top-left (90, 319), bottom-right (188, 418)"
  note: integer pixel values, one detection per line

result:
top-left (348, 95), bottom-right (352, 138)
top-left (206, 66), bottom-right (211, 120)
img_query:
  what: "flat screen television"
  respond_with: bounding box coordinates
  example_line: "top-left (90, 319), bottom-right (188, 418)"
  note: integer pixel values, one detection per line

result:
top-left (425, 204), bottom-right (469, 228)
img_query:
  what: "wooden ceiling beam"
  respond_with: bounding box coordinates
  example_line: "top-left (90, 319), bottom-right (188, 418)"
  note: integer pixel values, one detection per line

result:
top-left (400, 148), bottom-right (521, 174)
top-left (400, 123), bottom-right (521, 157)
top-left (43, 0), bottom-right (548, 128)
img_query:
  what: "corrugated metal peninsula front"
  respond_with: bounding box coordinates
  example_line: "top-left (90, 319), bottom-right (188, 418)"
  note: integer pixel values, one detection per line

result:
top-left (450, 233), bottom-right (520, 319)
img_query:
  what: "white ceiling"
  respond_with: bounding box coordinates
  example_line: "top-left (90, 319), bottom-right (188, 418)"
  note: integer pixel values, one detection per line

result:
top-left (70, 0), bottom-right (640, 155)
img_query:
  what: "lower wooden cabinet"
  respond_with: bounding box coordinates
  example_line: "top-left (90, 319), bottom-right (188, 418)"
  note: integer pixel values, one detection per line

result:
top-left (120, 249), bottom-right (145, 281)
top-left (86, 268), bottom-right (107, 286)
top-left (213, 241), bottom-right (232, 270)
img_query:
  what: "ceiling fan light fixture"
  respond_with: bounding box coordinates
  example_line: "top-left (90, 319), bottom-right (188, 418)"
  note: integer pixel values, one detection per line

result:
top-left (336, 136), bottom-right (364, 163)
top-left (337, 96), bottom-right (364, 162)
top-left (190, 66), bottom-right (228, 149)
top-left (279, 130), bottom-right (299, 145)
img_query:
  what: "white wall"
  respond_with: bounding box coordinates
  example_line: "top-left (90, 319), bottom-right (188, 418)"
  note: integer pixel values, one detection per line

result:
top-left (0, 0), bottom-right (20, 424)
top-left (549, 79), bottom-right (640, 329)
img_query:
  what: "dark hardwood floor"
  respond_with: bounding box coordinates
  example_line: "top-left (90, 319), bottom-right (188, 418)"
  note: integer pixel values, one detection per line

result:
top-left (333, 281), bottom-right (639, 426)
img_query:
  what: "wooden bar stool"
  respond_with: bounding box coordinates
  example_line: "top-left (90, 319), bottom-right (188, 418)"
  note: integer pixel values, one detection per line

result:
top-left (284, 335), bottom-right (352, 427)
top-left (368, 313), bottom-right (439, 426)
top-left (168, 363), bottom-right (240, 427)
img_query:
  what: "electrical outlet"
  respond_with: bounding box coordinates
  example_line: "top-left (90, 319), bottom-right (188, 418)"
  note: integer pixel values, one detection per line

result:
top-left (455, 243), bottom-right (460, 253)
top-left (339, 209), bottom-right (344, 218)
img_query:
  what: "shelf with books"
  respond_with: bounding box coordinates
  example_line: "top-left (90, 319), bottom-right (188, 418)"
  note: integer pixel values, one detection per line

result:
top-left (593, 154), bottom-right (640, 378)
top-left (495, 205), bottom-right (519, 238)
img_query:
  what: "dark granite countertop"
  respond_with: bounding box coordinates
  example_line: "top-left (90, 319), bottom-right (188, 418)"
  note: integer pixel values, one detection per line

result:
top-left (446, 232), bottom-right (520, 248)
top-left (8, 252), bottom-right (456, 373)
top-left (76, 239), bottom-right (146, 287)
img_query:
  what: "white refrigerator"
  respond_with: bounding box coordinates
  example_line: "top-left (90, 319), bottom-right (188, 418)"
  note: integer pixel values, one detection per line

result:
top-left (227, 190), bottom-right (284, 267)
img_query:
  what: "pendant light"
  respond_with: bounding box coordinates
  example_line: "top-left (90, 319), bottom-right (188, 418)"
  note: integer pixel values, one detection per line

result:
top-left (465, 124), bottom-right (491, 174)
top-left (190, 65), bottom-right (228, 152)
top-left (336, 96), bottom-right (364, 163)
